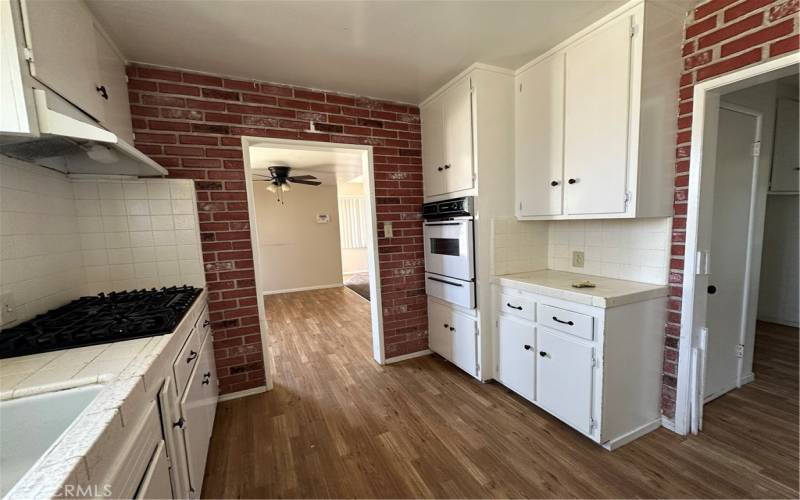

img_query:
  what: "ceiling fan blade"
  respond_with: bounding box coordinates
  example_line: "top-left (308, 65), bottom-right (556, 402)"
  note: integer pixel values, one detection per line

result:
top-left (287, 175), bottom-right (317, 181)
top-left (290, 179), bottom-right (322, 186)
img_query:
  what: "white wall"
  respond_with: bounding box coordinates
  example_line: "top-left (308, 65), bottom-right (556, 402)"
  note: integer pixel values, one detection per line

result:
top-left (758, 194), bottom-right (799, 326)
top-left (255, 184), bottom-right (343, 293)
top-left (0, 156), bottom-right (85, 325)
top-left (341, 248), bottom-right (368, 275)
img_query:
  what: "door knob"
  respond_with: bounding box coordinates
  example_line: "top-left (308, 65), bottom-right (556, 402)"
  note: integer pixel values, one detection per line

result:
top-left (550, 180), bottom-right (560, 187)
top-left (708, 285), bottom-right (717, 294)
top-left (567, 178), bottom-right (577, 184)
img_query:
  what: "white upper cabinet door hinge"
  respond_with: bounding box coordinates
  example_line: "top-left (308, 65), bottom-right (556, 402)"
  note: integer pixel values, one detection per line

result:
top-left (752, 141), bottom-right (761, 157)
top-left (736, 344), bottom-right (744, 358)
top-left (624, 191), bottom-right (632, 208)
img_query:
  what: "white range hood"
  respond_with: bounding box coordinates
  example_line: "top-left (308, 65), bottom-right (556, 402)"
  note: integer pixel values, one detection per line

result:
top-left (0, 89), bottom-right (167, 177)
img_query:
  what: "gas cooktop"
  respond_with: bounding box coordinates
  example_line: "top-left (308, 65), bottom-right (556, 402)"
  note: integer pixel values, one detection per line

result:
top-left (0, 286), bottom-right (203, 359)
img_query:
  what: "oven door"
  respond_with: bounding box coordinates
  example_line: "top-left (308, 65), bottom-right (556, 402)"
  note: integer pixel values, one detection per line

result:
top-left (425, 273), bottom-right (476, 309)
top-left (423, 219), bottom-right (474, 281)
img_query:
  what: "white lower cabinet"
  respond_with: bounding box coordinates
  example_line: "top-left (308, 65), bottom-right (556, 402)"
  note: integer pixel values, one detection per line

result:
top-left (428, 298), bottom-right (478, 377)
top-left (493, 285), bottom-right (666, 449)
top-left (496, 316), bottom-right (535, 402)
top-left (135, 441), bottom-right (173, 499)
top-left (536, 327), bottom-right (595, 435)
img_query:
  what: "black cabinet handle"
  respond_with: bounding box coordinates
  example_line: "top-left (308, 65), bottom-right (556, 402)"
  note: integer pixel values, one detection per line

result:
top-left (96, 85), bottom-right (108, 100)
top-left (187, 350), bottom-right (198, 363)
top-left (707, 285), bottom-right (717, 294)
top-left (173, 417), bottom-right (185, 428)
top-left (437, 166), bottom-right (444, 171)
top-left (550, 180), bottom-right (560, 187)
top-left (567, 178), bottom-right (577, 184)
top-left (444, 164), bottom-right (451, 169)
top-left (443, 323), bottom-right (449, 329)
top-left (552, 316), bottom-right (574, 326)
top-left (203, 319), bottom-right (210, 327)
top-left (449, 326), bottom-right (455, 332)
top-left (539, 351), bottom-right (548, 358)
top-left (523, 344), bottom-right (531, 350)
top-left (506, 303), bottom-right (523, 311)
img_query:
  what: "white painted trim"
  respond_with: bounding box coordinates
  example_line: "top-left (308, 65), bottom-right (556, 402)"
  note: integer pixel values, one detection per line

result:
top-left (241, 137), bottom-right (386, 373)
top-left (674, 52), bottom-right (800, 436)
top-left (342, 270), bottom-right (369, 276)
top-left (217, 386), bottom-right (267, 402)
top-left (661, 416), bottom-right (676, 432)
top-left (602, 418), bottom-right (661, 450)
top-left (261, 283), bottom-right (342, 295)
top-left (384, 349), bottom-right (432, 364)
top-left (419, 63), bottom-right (513, 107)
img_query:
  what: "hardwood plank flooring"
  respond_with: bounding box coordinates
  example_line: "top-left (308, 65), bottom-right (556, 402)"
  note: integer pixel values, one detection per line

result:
top-left (202, 288), bottom-right (799, 498)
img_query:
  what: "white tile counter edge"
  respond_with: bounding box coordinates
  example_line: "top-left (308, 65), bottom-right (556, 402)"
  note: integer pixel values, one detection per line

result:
top-left (1, 291), bottom-right (208, 499)
top-left (494, 269), bottom-right (668, 308)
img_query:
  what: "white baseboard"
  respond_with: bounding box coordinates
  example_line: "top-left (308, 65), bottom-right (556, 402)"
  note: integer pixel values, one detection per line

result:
top-left (343, 270), bottom-right (369, 276)
top-left (262, 283), bottom-right (342, 295)
top-left (661, 415), bottom-right (677, 433)
top-left (741, 372), bottom-right (755, 384)
top-left (385, 349), bottom-right (432, 364)
top-left (602, 418), bottom-right (662, 450)
top-left (217, 386), bottom-right (267, 402)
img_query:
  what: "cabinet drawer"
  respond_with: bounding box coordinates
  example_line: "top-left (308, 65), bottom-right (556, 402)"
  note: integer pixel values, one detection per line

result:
top-left (173, 327), bottom-right (204, 397)
top-left (538, 304), bottom-right (593, 340)
top-left (500, 293), bottom-right (535, 322)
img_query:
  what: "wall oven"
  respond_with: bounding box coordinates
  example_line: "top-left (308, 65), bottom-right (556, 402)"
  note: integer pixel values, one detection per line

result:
top-left (423, 197), bottom-right (476, 308)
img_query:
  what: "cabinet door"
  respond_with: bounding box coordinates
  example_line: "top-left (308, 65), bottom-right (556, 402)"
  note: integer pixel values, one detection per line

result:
top-left (449, 310), bottom-right (477, 376)
top-left (94, 26), bottom-right (134, 144)
top-left (135, 441), bottom-right (173, 500)
top-left (158, 377), bottom-right (190, 499)
top-left (536, 328), bottom-right (595, 435)
top-left (563, 15), bottom-right (632, 216)
top-left (180, 335), bottom-right (215, 497)
top-left (442, 77), bottom-right (474, 193)
top-left (516, 53), bottom-right (565, 216)
top-left (421, 95), bottom-right (446, 197)
top-left (200, 332), bottom-right (218, 434)
top-left (427, 299), bottom-right (452, 360)
top-left (770, 98), bottom-right (799, 192)
top-left (496, 316), bottom-right (535, 402)
top-left (21, 0), bottom-right (103, 120)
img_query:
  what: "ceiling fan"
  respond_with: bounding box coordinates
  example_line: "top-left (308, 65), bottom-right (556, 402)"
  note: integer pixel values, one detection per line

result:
top-left (253, 166), bottom-right (321, 204)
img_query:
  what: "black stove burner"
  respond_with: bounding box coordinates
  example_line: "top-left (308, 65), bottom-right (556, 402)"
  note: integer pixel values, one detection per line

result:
top-left (0, 286), bottom-right (202, 359)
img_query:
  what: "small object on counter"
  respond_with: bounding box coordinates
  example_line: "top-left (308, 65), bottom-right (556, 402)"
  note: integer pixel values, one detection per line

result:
top-left (571, 280), bottom-right (596, 288)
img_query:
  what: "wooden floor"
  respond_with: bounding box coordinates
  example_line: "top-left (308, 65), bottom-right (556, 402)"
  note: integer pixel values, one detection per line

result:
top-left (202, 288), bottom-right (799, 498)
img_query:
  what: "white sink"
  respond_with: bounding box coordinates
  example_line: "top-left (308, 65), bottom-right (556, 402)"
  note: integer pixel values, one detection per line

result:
top-left (0, 385), bottom-right (102, 497)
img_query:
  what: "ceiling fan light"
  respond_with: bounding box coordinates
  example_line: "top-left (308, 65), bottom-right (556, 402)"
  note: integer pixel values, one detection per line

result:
top-left (266, 183), bottom-right (278, 193)
top-left (281, 183), bottom-right (291, 192)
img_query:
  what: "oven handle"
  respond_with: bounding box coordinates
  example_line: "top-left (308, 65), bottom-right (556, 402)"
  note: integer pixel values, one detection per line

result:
top-left (427, 276), bottom-right (464, 287)
top-left (424, 222), bottom-right (463, 226)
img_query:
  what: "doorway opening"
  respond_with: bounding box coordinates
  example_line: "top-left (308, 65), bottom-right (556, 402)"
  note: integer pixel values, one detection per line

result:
top-left (675, 53), bottom-right (799, 435)
top-left (241, 138), bottom-right (385, 381)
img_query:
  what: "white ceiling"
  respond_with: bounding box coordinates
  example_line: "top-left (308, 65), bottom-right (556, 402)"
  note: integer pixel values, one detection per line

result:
top-left (249, 144), bottom-right (365, 185)
top-left (87, 0), bottom-right (625, 104)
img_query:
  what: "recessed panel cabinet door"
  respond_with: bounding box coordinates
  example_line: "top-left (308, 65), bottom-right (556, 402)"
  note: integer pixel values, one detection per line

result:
top-left (563, 14), bottom-right (632, 216)
top-left (450, 310), bottom-right (477, 376)
top-left (180, 334), bottom-right (215, 497)
top-left (422, 96), bottom-right (446, 197)
top-left (21, 0), bottom-right (104, 120)
top-left (496, 316), bottom-right (535, 402)
top-left (516, 53), bottom-right (565, 216)
top-left (536, 328), bottom-right (594, 435)
top-left (427, 300), bottom-right (452, 360)
top-left (94, 26), bottom-right (134, 143)
top-left (442, 77), bottom-right (474, 193)
top-left (135, 441), bottom-right (173, 500)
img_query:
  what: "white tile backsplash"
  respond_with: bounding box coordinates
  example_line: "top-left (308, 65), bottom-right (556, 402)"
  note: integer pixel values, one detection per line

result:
top-left (0, 156), bottom-right (205, 328)
top-left (491, 217), bottom-right (549, 276)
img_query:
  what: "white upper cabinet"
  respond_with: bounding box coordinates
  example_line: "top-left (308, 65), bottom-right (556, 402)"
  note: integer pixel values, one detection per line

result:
top-left (515, 52), bottom-right (565, 217)
top-left (515, 0), bottom-right (687, 220)
top-left (94, 26), bottom-right (134, 144)
top-left (21, 0), bottom-right (104, 120)
top-left (563, 14), bottom-right (631, 216)
top-left (421, 75), bottom-right (475, 199)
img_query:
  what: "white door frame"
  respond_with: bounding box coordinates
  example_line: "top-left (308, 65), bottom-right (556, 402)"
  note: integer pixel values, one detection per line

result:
top-left (241, 137), bottom-right (385, 390)
top-left (673, 52), bottom-right (800, 435)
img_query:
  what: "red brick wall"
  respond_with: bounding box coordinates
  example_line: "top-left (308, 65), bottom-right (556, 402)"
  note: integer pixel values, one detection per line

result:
top-left (126, 65), bottom-right (427, 395)
top-left (662, 0), bottom-right (798, 418)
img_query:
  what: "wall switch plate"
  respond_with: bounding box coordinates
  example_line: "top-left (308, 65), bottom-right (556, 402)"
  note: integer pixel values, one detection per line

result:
top-left (384, 221), bottom-right (393, 238)
top-left (572, 250), bottom-right (585, 268)
top-left (0, 292), bottom-right (17, 326)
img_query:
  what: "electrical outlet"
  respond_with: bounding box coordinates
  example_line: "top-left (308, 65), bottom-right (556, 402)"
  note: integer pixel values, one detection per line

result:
top-left (0, 292), bottom-right (17, 326)
top-left (572, 250), bottom-right (585, 268)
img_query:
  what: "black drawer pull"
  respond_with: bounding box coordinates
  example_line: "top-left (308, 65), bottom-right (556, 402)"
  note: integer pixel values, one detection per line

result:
top-left (567, 178), bottom-right (577, 184)
top-left (427, 276), bottom-right (463, 287)
top-left (186, 350), bottom-right (198, 363)
top-left (506, 303), bottom-right (523, 311)
top-left (523, 344), bottom-right (531, 350)
top-left (552, 316), bottom-right (574, 326)
top-left (203, 319), bottom-right (210, 327)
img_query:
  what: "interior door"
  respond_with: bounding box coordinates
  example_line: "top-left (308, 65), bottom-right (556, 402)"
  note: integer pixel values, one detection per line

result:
top-left (704, 106), bottom-right (760, 401)
top-left (496, 315), bottom-right (535, 402)
top-left (427, 300), bottom-right (452, 360)
top-left (769, 98), bottom-right (799, 192)
top-left (563, 14), bottom-right (632, 215)
top-left (422, 95), bottom-right (445, 197)
top-left (516, 53), bottom-right (565, 216)
top-left (450, 310), bottom-right (477, 376)
top-left (442, 77), bottom-right (474, 193)
top-left (536, 328), bottom-right (594, 435)
top-left (21, 0), bottom-right (104, 120)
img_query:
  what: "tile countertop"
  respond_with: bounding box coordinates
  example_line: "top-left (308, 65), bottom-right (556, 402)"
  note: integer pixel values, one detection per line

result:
top-left (495, 270), bottom-right (668, 308)
top-left (0, 291), bottom-right (207, 499)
